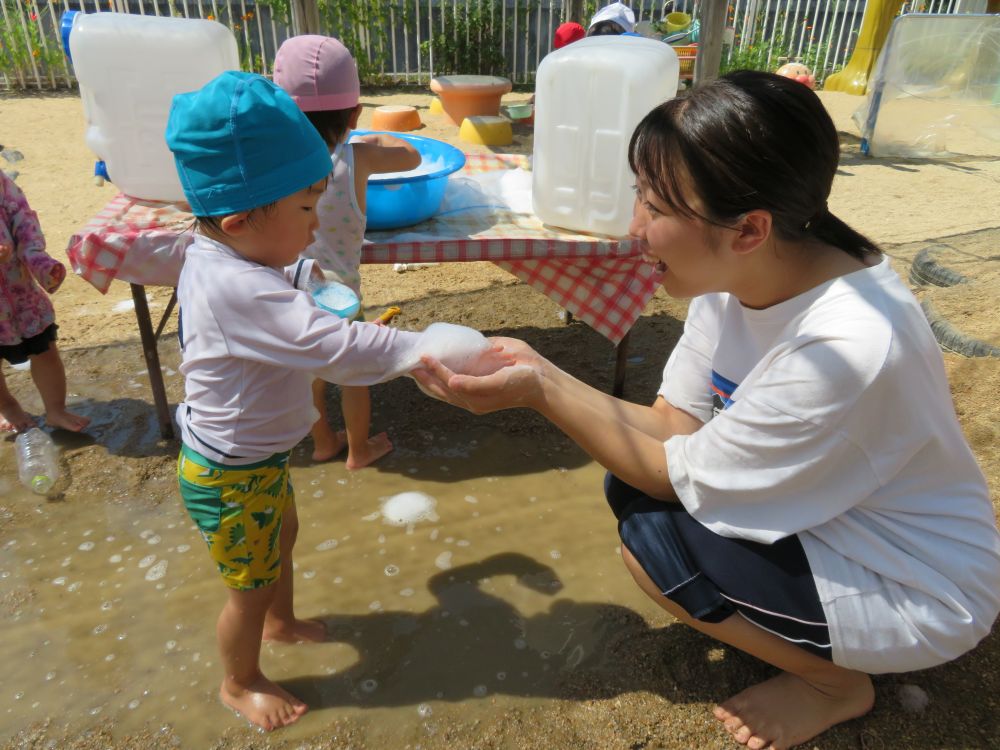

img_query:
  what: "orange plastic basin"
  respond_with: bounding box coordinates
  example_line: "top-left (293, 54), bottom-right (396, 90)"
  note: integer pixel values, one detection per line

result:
top-left (370, 104), bottom-right (422, 132)
top-left (429, 75), bottom-right (512, 126)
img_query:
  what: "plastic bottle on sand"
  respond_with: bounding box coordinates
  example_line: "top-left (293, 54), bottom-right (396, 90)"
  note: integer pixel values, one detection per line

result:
top-left (15, 428), bottom-right (60, 495)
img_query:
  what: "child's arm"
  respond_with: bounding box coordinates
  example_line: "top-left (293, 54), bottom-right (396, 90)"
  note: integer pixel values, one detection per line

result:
top-left (1, 173), bottom-right (65, 293)
top-left (352, 134), bottom-right (421, 181)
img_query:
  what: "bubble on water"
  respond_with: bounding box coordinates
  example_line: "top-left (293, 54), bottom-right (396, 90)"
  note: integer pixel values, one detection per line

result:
top-left (529, 496), bottom-right (538, 503)
top-left (140, 530), bottom-right (154, 539)
top-left (13, 692), bottom-right (23, 700)
top-left (313, 490), bottom-right (323, 498)
top-left (147, 535), bottom-right (161, 545)
top-left (361, 511), bottom-right (381, 522)
top-left (78, 541), bottom-right (95, 552)
top-left (464, 495), bottom-right (478, 504)
top-left (45, 672), bottom-right (55, 681)
top-left (88, 705), bottom-right (103, 715)
top-left (384, 565), bottom-right (399, 577)
top-left (166, 640), bottom-right (177, 651)
top-left (369, 600), bottom-right (382, 611)
top-left (445, 537), bottom-right (454, 543)
top-left (496, 671), bottom-right (507, 681)
top-left (105, 654), bottom-right (115, 661)
top-left (456, 540), bottom-right (470, 547)
top-left (334, 576), bottom-right (343, 584)
top-left (93, 624), bottom-right (108, 635)
top-left (549, 550), bottom-right (562, 560)
top-left (61, 557), bottom-right (72, 568)
top-left (429, 529), bottom-right (439, 541)
top-left (302, 570), bottom-right (316, 580)
top-left (360, 678), bottom-right (378, 693)
top-left (138, 555), bottom-right (156, 569)
top-left (473, 685), bottom-right (488, 697)
top-left (176, 544), bottom-right (190, 554)
top-left (145, 560), bottom-right (168, 581)
top-left (399, 587), bottom-right (415, 597)
top-left (67, 582), bottom-right (82, 593)
top-left (417, 703), bottom-right (433, 717)
top-left (435, 551), bottom-right (452, 570)
top-left (379, 492), bottom-right (439, 527)
top-left (117, 633), bottom-right (128, 641)
top-left (52, 577), bottom-right (66, 586)
top-left (108, 554), bottom-right (122, 564)
top-left (514, 638), bottom-right (527, 650)
top-left (128, 699), bottom-right (141, 710)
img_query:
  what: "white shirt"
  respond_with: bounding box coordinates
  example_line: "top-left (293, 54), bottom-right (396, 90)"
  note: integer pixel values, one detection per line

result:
top-left (176, 235), bottom-right (422, 464)
top-left (661, 256), bottom-right (1000, 673)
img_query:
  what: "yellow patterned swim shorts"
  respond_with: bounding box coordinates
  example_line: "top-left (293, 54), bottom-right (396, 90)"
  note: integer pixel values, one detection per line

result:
top-left (177, 444), bottom-right (293, 590)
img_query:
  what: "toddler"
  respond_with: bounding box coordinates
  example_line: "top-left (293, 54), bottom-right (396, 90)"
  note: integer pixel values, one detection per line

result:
top-left (165, 71), bottom-right (506, 732)
top-left (0, 169), bottom-right (89, 433)
top-left (274, 35), bottom-right (421, 468)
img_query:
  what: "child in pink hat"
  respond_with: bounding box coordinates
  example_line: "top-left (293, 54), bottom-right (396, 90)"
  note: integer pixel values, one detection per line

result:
top-left (274, 35), bottom-right (420, 469)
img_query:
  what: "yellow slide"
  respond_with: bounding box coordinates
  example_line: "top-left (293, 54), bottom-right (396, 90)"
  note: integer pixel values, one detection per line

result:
top-left (824, 0), bottom-right (905, 95)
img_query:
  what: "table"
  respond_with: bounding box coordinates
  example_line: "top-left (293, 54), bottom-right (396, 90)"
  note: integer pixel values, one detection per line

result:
top-left (65, 153), bottom-right (661, 440)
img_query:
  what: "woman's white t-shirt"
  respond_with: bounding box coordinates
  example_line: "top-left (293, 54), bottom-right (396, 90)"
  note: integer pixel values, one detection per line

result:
top-left (661, 256), bottom-right (1000, 673)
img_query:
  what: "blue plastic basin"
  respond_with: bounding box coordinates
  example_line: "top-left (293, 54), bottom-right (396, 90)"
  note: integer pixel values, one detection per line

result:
top-left (353, 130), bottom-right (466, 231)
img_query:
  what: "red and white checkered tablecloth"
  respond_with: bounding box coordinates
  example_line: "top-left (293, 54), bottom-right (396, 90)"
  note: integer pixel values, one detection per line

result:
top-left (65, 153), bottom-right (660, 345)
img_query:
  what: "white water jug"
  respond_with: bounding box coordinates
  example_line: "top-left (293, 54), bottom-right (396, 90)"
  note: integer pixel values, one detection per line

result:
top-left (532, 36), bottom-right (679, 237)
top-left (64, 11), bottom-right (239, 202)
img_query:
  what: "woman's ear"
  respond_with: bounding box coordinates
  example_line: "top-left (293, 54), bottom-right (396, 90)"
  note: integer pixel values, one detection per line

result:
top-left (731, 209), bottom-right (772, 255)
top-left (349, 103), bottom-right (363, 129)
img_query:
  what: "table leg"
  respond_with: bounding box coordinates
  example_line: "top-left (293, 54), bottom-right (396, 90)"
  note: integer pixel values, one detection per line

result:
top-left (130, 283), bottom-right (174, 440)
top-left (612, 330), bottom-right (631, 397)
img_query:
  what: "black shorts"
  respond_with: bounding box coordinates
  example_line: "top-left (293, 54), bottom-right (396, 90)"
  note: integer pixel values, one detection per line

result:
top-left (0, 324), bottom-right (58, 365)
top-left (606, 473), bottom-right (832, 660)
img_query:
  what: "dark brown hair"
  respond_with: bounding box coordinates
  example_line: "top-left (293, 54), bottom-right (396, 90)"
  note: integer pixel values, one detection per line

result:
top-left (305, 107), bottom-right (356, 149)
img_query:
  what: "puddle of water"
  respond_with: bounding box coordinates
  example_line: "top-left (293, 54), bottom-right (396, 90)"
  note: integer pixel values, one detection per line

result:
top-left (1, 431), bottom-right (657, 746)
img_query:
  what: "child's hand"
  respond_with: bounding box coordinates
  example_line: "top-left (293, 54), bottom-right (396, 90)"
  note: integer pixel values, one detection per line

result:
top-left (43, 261), bottom-right (66, 293)
top-left (0, 242), bottom-right (12, 263)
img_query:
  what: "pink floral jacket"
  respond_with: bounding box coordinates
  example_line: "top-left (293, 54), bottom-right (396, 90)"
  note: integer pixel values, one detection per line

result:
top-left (0, 171), bottom-right (65, 346)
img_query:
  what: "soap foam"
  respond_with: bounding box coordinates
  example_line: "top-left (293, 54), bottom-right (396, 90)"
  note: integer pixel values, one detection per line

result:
top-left (380, 491), bottom-right (439, 527)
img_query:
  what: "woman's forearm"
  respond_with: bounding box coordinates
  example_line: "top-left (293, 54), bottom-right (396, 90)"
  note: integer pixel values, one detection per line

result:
top-left (533, 362), bottom-right (680, 500)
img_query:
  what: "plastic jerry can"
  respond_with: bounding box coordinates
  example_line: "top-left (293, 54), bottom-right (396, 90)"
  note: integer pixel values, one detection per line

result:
top-left (532, 36), bottom-right (679, 237)
top-left (62, 11), bottom-right (239, 202)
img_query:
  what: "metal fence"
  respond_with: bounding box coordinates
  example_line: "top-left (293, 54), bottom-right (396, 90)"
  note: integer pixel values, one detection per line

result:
top-left (0, 0), bottom-right (990, 90)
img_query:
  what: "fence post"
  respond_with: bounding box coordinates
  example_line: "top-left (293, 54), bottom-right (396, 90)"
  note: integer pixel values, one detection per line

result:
top-left (290, 0), bottom-right (321, 34)
top-left (693, 0), bottom-right (727, 88)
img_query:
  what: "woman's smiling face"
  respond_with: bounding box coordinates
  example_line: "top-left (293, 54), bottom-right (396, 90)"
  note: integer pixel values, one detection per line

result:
top-left (628, 174), bottom-right (738, 299)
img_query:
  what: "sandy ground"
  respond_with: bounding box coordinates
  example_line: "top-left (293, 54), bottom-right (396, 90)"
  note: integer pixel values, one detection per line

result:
top-left (1, 87), bottom-right (999, 749)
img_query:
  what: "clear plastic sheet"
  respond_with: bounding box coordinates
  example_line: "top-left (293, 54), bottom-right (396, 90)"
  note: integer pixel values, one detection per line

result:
top-left (855, 14), bottom-right (1000, 158)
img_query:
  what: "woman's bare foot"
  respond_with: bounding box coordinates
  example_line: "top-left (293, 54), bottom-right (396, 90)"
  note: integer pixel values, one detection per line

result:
top-left (311, 428), bottom-right (347, 462)
top-left (263, 617), bottom-right (327, 644)
top-left (220, 674), bottom-right (307, 732)
top-left (0, 399), bottom-right (34, 433)
top-left (345, 431), bottom-right (393, 470)
top-left (45, 408), bottom-right (90, 432)
top-left (713, 670), bottom-right (874, 749)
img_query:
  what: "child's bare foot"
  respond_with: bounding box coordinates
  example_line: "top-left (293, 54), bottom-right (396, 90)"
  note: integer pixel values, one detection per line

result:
top-left (311, 428), bottom-right (347, 462)
top-left (713, 670), bottom-right (874, 749)
top-left (263, 617), bottom-right (327, 644)
top-left (44, 408), bottom-right (90, 432)
top-left (220, 674), bottom-right (307, 731)
top-left (0, 399), bottom-right (35, 433)
top-left (345, 431), bottom-right (393, 470)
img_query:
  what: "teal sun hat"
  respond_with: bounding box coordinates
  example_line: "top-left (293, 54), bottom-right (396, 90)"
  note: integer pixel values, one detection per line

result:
top-left (165, 71), bottom-right (331, 216)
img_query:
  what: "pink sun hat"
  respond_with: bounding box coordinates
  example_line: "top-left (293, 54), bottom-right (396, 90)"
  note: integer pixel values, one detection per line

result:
top-left (273, 35), bottom-right (360, 112)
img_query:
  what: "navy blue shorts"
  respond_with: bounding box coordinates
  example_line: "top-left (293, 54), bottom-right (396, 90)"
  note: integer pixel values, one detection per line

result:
top-left (606, 473), bottom-right (832, 660)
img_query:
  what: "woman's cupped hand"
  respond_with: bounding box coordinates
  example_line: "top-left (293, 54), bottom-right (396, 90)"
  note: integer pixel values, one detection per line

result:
top-left (411, 336), bottom-right (546, 414)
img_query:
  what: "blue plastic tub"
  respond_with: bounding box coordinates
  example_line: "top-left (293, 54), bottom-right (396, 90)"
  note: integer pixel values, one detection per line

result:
top-left (353, 130), bottom-right (466, 231)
